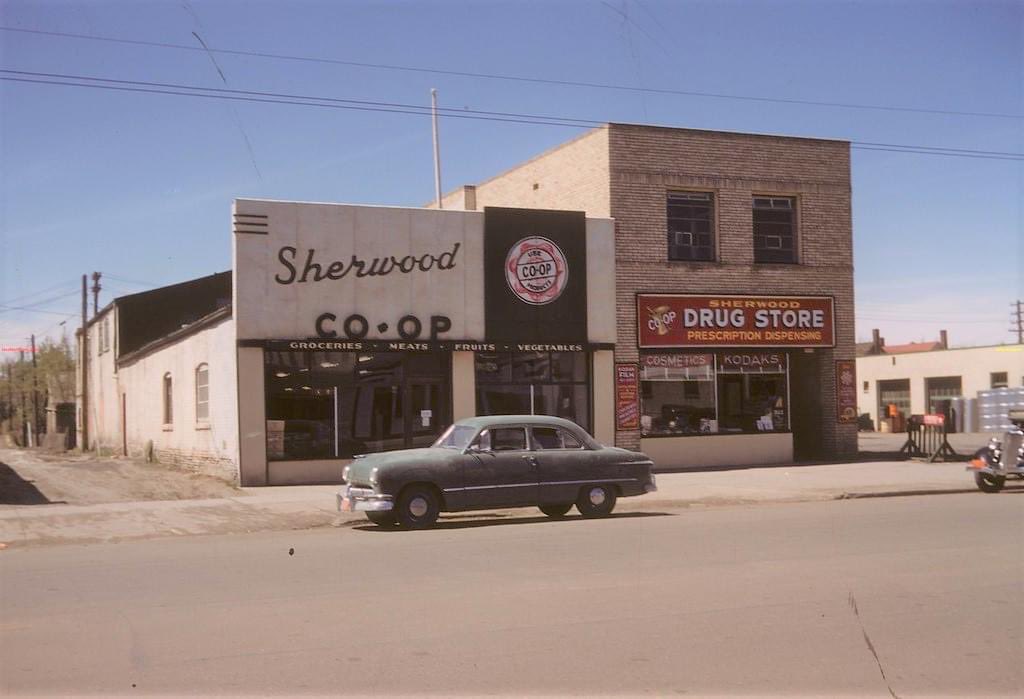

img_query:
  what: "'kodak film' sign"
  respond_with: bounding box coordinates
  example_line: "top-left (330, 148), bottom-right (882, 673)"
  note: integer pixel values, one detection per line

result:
top-left (638, 294), bottom-right (835, 348)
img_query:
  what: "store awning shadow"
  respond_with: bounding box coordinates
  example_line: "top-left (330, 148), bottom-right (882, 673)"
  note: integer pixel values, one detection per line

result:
top-left (0, 461), bottom-right (61, 505)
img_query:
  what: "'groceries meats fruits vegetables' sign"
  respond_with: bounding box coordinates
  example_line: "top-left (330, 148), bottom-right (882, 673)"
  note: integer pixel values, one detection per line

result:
top-left (638, 294), bottom-right (835, 348)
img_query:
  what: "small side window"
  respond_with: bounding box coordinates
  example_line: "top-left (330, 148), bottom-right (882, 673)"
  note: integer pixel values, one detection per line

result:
top-left (532, 427), bottom-right (562, 450)
top-left (560, 430), bottom-right (583, 449)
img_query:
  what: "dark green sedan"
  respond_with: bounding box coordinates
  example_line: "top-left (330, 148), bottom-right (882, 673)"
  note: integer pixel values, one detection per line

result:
top-left (338, 415), bottom-right (657, 528)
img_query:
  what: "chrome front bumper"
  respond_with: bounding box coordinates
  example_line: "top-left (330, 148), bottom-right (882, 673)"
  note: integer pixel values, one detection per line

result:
top-left (337, 485), bottom-right (394, 513)
top-left (644, 474), bottom-right (658, 493)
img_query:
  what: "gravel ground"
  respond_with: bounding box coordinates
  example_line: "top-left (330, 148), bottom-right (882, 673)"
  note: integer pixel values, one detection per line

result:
top-left (0, 448), bottom-right (242, 506)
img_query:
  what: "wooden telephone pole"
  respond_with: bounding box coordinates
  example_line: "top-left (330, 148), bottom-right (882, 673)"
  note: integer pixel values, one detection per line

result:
top-left (1013, 300), bottom-right (1023, 345)
top-left (80, 274), bottom-right (89, 451)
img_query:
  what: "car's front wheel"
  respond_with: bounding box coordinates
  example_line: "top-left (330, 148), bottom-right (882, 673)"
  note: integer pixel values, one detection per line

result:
top-left (395, 485), bottom-right (441, 529)
top-left (539, 503), bottom-right (573, 518)
top-left (575, 485), bottom-right (617, 518)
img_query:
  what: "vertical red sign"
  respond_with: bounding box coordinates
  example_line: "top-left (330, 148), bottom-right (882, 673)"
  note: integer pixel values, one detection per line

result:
top-left (836, 359), bottom-right (858, 424)
top-left (615, 363), bottom-right (640, 431)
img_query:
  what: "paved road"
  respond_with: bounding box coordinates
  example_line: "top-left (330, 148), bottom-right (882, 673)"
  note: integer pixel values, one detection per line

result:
top-left (2, 494), bottom-right (1021, 696)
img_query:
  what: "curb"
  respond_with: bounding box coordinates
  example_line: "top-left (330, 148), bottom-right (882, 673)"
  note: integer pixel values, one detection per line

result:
top-left (834, 488), bottom-right (979, 500)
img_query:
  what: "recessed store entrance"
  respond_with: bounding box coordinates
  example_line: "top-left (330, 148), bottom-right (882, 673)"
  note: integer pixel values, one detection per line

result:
top-left (789, 351), bottom-right (823, 460)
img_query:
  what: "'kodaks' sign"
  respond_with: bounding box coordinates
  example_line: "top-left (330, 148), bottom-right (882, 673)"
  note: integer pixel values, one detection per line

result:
top-left (639, 294), bottom-right (835, 348)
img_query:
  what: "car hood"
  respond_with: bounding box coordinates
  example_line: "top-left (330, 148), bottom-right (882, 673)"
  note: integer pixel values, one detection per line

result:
top-left (345, 447), bottom-right (459, 485)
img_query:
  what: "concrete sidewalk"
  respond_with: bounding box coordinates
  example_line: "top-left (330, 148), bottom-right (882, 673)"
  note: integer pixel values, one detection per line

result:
top-left (0, 458), bottom-right (1004, 550)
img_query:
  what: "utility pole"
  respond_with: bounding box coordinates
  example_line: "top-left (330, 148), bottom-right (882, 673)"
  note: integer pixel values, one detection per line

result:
top-left (1013, 300), bottom-right (1023, 345)
top-left (19, 349), bottom-right (27, 446)
top-left (30, 334), bottom-right (40, 441)
top-left (431, 88), bottom-right (443, 209)
top-left (81, 274), bottom-right (89, 451)
top-left (5, 361), bottom-right (12, 433)
top-left (91, 271), bottom-right (102, 315)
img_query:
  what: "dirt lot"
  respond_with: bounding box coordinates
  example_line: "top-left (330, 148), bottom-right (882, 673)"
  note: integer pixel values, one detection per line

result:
top-left (0, 448), bottom-right (242, 506)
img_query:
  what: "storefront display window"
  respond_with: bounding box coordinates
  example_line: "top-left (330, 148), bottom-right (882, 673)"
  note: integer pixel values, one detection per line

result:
top-left (475, 351), bottom-right (590, 431)
top-left (640, 352), bottom-right (789, 436)
top-left (640, 353), bottom-right (716, 435)
top-left (264, 351), bottom-right (450, 461)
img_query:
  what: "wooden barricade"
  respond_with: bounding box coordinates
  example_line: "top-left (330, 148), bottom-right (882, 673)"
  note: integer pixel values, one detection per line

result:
top-left (899, 414), bottom-right (958, 462)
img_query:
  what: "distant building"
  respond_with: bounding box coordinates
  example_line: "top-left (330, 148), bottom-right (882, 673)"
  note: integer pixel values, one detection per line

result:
top-left (856, 328), bottom-right (1024, 432)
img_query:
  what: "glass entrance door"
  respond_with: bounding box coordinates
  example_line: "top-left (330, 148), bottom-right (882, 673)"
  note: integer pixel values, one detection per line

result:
top-left (407, 379), bottom-right (449, 448)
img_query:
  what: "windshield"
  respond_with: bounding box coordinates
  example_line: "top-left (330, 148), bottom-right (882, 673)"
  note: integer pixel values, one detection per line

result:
top-left (432, 424), bottom-right (478, 450)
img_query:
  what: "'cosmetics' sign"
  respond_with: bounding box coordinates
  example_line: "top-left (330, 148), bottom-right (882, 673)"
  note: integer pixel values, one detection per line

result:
top-left (274, 243), bottom-right (461, 284)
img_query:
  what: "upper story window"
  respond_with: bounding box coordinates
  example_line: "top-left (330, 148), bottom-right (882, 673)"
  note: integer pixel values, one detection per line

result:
top-left (195, 363), bottom-right (210, 422)
top-left (667, 191), bottom-right (715, 262)
top-left (991, 372), bottom-right (1008, 389)
top-left (753, 196), bottom-right (797, 264)
top-left (96, 317), bottom-right (111, 354)
top-left (162, 373), bottom-right (173, 426)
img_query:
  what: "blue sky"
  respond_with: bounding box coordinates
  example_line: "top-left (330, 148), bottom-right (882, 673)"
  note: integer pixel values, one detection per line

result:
top-left (1, 0), bottom-right (1021, 349)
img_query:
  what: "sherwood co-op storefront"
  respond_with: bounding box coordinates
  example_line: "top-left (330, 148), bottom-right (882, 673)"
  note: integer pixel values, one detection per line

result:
top-left (234, 199), bottom-right (615, 485)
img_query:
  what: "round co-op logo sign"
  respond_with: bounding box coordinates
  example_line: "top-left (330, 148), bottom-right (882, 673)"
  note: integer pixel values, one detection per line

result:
top-left (505, 236), bottom-right (569, 305)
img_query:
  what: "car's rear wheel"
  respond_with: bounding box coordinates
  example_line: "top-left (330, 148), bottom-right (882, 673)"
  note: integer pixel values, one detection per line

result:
top-left (395, 485), bottom-right (441, 529)
top-left (365, 510), bottom-right (397, 527)
top-left (539, 503), bottom-right (573, 518)
top-left (975, 471), bottom-right (1005, 493)
top-left (575, 485), bottom-right (617, 518)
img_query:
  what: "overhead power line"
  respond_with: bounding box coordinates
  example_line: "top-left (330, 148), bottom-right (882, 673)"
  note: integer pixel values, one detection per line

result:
top-left (0, 278), bottom-right (80, 307)
top-left (0, 289), bottom-right (80, 315)
top-left (0, 69), bottom-right (601, 127)
top-left (0, 74), bottom-right (594, 130)
top-left (0, 303), bottom-right (80, 317)
top-left (2, 70), bottom-right (1022, 162)
top-left (2, 26), bottom-right (1021, 121)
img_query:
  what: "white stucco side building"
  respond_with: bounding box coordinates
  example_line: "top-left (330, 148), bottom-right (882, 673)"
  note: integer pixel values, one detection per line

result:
top-left (115, 309), bottom-right (237, 481)
top-left (857, 342), bottom-right (1024, 432)
top-left (77, 272), bottom-right (237, 479)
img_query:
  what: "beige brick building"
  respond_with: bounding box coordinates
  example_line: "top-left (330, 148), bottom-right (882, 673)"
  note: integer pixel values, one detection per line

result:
top-left (440, 123), bottom-right (857, 466)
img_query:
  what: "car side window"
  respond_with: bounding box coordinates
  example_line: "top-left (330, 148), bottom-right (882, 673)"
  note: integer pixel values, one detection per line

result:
top-left (560, 429), bottom-right (583, 449)
top-left (490, 427), bottom-right (527, 451)
top-left (532, 427), bottom-right (562, 450)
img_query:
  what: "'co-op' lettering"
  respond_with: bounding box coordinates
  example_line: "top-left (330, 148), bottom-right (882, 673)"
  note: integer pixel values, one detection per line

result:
top-left (315, 313), bottom-right (451, 340)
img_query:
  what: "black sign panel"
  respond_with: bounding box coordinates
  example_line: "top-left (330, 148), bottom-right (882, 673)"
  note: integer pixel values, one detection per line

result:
top-left (484, 207), bottom-right (588, 344)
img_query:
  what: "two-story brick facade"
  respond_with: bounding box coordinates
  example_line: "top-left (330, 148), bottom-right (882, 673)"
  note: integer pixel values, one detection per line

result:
top-left (440, 123), bottom-right (857, 467)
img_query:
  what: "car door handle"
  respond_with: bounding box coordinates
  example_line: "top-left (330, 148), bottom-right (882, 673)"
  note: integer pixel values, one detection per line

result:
top-left (522, 455), bottom-right (538, 468)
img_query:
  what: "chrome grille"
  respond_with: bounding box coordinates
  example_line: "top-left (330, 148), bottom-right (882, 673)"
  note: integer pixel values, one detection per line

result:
top-left (999, 432), bottom-right (1023, 469)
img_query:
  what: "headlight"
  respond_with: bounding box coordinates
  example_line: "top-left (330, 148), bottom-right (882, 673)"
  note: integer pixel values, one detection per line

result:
top-left (369, 467), bottom-right (379, 487)
top-left (342, 465), bottom-right (350, 483)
